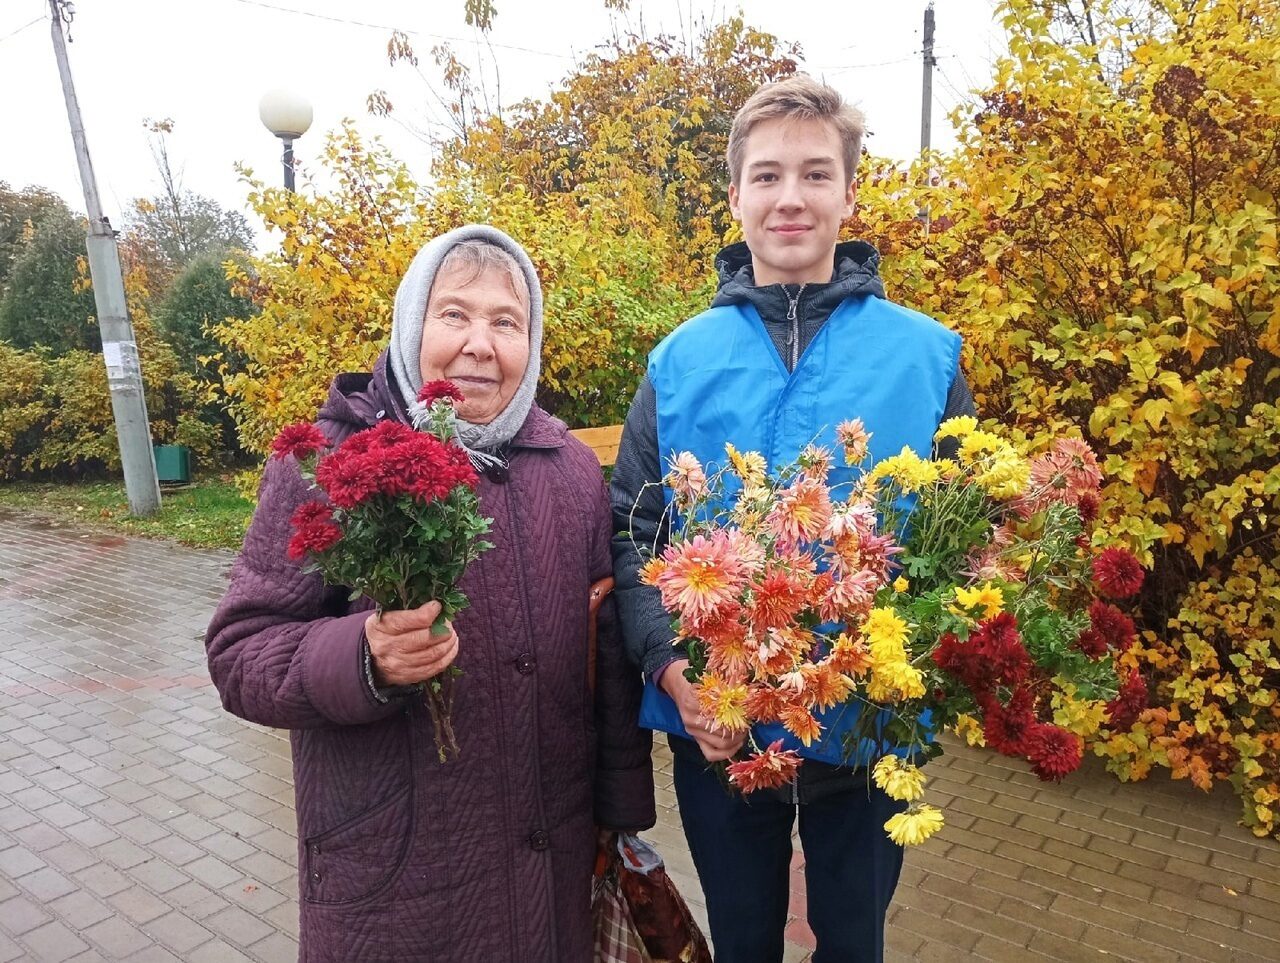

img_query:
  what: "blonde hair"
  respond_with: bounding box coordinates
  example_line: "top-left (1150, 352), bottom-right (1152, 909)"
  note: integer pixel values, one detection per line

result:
top-left (727, 75), bottom-right (866, 186)
top-left (436, 239), bottom-right (529, 307)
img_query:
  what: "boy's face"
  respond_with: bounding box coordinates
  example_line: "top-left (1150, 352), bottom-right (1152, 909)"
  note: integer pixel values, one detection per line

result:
top-left (728, 116), bottom-right (855, 287)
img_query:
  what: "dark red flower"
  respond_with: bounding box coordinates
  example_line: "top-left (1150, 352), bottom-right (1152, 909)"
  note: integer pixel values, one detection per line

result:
top-left (1093, 547), bottom-right (1145, 598)
top-left (1088, 599), bottom-right (1136, 652)
top-left (932, 615), bottom-right (1031, 694)
top-left (1105, 669), bottom-right (1148, 730)
top-left (972, 613), bottom-right (1033, 687)
top-left (1074, 627), bottom-right (1107, 658)
top-left (1025, 723), bottom-right (1082, 782)
top-left (287, 520), bottom-right (342, 560)
top-left (1077, 492), bottom-right (1100, 524)
top-left (418, 380), bottom-right (465, 405)
top-left (271, 423), bottom-right (329, 461)
top-left (290, 501), bottom-right (334, 527)
top-left (980, 687), bottom-right (1037, 757)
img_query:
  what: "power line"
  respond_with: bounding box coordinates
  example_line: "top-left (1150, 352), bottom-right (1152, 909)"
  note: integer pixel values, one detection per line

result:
top-left (225, 0), bottom-right (572, 60)
top-left (0, 15), bottom-right (43, 44)
top-left (816, 52), bottom-right (920, 74)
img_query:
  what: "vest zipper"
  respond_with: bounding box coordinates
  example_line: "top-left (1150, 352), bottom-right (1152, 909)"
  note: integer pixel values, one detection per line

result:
top-left (786, 284), bottom-right (806, 371)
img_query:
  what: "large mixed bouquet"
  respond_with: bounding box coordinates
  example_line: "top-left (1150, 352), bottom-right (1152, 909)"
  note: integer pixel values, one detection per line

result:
top-left (271, 381), bottom-right (493, 761)
top-left (636, 418), bottom-right (1145, 845)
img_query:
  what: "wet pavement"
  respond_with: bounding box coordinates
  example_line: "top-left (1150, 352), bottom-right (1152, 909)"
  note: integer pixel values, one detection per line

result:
top-left (1, 510), bottom-right (1278, 962)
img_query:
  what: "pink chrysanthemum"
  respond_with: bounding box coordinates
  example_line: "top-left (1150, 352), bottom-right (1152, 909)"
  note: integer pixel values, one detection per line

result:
top-left (664, 452), bottom-right (709, 504)
top-left (766, 477), bottom-right (832, 546)
top-left (835, 419), bottom-right (872, 465)
top-left (654, 532), bottom-right (746, 625)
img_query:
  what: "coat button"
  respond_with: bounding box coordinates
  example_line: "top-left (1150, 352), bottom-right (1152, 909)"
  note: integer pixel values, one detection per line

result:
top-left (515, 653), bottom-right (535, 674)
top-left (311, 870), bottom-right (322, 882)
top-left (528, 830), bottom-right (549, 851)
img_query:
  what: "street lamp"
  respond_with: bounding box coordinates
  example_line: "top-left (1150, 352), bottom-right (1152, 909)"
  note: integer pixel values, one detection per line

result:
top-left (258, 89), bottom-right (312, 192)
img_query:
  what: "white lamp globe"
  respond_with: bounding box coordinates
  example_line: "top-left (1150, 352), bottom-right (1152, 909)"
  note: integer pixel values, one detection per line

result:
top-left (258, 90), bottom-right (313, 139)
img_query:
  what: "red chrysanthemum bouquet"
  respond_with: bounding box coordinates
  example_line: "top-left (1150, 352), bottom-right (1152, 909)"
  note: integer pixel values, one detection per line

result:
top-left (853, 420), bottom-right (1148, 845)
top-left (271, 381), bottom-right (493, 761)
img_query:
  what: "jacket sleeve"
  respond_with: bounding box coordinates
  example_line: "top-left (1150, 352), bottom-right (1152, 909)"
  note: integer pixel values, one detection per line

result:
top-left (589, 472), bottom-right (656, 831)
top-left (935, 367), bottom-right (979, 461)
top-left (609, 376), bottom-right (681, 679)
top-left (204, 457), bottom-right (407, 730)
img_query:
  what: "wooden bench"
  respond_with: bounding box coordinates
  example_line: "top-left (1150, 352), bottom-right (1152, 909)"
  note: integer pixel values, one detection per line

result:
top-left (568, 424), bottom-right (623, 467)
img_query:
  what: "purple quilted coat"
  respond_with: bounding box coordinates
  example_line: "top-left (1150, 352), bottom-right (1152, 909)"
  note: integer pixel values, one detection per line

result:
top-left (206, 354), bottom-right (655, 962)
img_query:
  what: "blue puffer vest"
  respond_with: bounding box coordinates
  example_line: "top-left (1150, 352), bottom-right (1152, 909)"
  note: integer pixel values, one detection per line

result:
top-left (638, 295), bottom-right (961, 765)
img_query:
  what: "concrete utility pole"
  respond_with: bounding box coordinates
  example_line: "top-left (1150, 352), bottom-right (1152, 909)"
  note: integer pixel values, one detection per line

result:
top-left (48, 0), bottom-right (160, 515)
top-left (920, 2), bottom-right (936, 156)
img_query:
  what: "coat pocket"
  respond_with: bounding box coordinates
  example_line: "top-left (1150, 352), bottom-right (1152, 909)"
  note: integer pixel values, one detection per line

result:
top-left (302, 781), bottom-right (413, 905)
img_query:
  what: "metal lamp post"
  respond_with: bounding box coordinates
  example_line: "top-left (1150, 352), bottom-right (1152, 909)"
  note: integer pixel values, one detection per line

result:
top-left (258, 90), bottom-right (313, 191)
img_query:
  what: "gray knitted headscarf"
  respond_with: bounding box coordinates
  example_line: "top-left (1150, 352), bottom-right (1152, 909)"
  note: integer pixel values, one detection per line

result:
top-left (389, 225), bottom-right (544, 464)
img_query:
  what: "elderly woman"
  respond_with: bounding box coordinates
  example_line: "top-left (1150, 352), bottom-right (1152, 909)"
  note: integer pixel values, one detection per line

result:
top-left (206, 225), bottom-right (655, 962)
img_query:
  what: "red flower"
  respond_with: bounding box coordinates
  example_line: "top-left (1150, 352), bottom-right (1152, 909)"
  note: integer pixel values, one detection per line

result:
top-left (1088, 599), bottom-right (1136, 652)
top-left (418, 380), bottom-right (465, 405)
top-left (1105, 669), bottom-right (1148, 730)
top-left (1077, 492), bottom-right (1100, 524)
top-left (726, 740), bottom-right (803, 792)
top-left (974, 613), bottom-right (1033, 686)
top-left (290, 501), bottom-right (334, 527)
top-left (1074, 627), bottom-right (1108, 658)
top-left (980, 688), bottom-right (1036, 757)
top-left (1093, 547), bottom-right (1144, 598)
top-left (271, 423), bottom-right (329, 461)
top-left (289, 500), bottom-right (342, 561)
top-left (1025, 723), bottom-right (1082, 782)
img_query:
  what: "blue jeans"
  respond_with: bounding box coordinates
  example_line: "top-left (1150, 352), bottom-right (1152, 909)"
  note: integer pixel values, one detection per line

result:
top-left (672, 740), bottom-right (906, 963)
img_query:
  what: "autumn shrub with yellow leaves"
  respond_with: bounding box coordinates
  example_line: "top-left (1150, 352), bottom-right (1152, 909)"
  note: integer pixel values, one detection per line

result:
top-left (851, 0), bottom-right (1279, 837)
top-left (216, 20), bottom-right (797, 458)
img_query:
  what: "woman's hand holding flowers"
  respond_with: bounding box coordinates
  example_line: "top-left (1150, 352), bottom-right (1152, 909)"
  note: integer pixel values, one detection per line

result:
top-left (366, 600), bottom-right (459, 687)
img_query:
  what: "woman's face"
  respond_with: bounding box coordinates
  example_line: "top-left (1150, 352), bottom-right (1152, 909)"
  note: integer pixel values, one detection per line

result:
top-left (419, 263), bottom-right (530, 425)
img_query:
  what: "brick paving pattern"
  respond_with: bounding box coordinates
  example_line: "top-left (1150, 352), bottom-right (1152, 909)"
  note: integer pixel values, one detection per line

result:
top-left (1, 509), bottom-right (1278, 961)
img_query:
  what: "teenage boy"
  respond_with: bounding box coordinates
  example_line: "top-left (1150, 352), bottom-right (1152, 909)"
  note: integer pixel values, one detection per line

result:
top-left (610, 75), bottom-right (976, 963)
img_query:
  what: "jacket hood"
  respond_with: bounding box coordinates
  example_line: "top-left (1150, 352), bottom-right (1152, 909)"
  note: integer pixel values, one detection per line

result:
top-left (711, 239), bottom-right (886, 317)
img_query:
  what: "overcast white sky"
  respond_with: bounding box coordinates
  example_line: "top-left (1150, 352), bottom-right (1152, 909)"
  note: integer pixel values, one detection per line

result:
top-left (0, 0), bottom-right (1003, 247)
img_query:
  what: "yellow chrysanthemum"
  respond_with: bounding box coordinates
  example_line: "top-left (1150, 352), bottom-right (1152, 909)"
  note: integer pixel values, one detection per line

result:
top-left (866, 447), bottom-right (939, 494)
top-left (933, 458), bottom-right (963, 481)
top-left (862, 607), bottom-right (910, 650)
top-left (951, 582), bottom-right (1005, 619)
top-left (957, 430), bottom-right (1002, 466)
top-left (868, 659), bottom-right (926, 701)
top-left (884, 804), bottom-right (945, 846)
top-left (976, 449), bottom-right (1030, 500)
top-left (893, 576), bottom-right (910, 593)
top-left (872, 756), bottom-right (927, 802)
top-left (725, 443), bottom-right (767, 487)
top-left (694, 676), bottom-right (750, 733)
top-left (953, 714), bottom-right (986, 747)
top-left (934, 416), bottom-right (978, 442)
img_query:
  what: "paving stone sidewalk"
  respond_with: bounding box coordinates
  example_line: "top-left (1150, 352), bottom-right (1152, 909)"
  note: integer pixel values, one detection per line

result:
top-left (0, 509), bottom-right (1277, 962)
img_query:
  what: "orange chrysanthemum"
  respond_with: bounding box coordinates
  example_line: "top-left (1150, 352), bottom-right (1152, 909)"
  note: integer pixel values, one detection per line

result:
top-left (828, 634), bottom-right (873, 676)
top-left (744, 684), bottom-right (789, 724)
top-left (779, 703), bottom-right (823, 747)
top-left (749, 564), bottom-right (810, 632)
top-left (726, 740), bottom-right (803, 793)
top-left (802, 662), bottom-right (856, 711)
